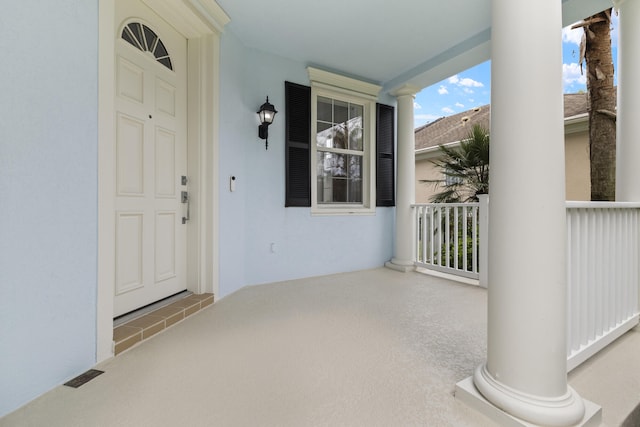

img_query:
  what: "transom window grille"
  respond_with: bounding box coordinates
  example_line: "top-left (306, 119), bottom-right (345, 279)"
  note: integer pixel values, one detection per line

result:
top-left (316, 97), bottom-right (364, 204)
top-left (121, 22), bottom-right (173, 70)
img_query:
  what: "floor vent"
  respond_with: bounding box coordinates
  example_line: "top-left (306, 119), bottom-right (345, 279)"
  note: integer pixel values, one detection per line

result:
top-left (64, 369), bottom-right (104, 388)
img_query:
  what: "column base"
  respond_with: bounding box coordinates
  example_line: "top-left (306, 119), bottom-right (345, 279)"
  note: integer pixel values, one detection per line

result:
top-left (454, 366), bottom-right (601, 427)
top-left (384, 259), bottom-right (415, 273)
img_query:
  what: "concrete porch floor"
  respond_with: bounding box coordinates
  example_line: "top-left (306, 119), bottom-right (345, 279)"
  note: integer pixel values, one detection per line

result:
top-left (2, 268), bottom-right (639, 426)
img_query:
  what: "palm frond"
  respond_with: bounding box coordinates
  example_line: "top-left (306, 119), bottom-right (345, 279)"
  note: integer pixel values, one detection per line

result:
top-left (427, 123), bottom-right (490, 203)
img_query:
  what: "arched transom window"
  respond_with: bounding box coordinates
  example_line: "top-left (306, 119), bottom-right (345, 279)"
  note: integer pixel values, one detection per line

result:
top-left (121, 22), bottom-right (173, 70)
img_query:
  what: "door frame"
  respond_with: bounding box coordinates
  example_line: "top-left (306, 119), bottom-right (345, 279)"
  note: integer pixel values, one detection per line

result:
top-left (97, 0), bottom-right (229, 362)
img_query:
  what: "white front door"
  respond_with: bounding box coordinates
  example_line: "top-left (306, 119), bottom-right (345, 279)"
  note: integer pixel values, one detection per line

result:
top-left (113, 0), bottom-right (188, 316)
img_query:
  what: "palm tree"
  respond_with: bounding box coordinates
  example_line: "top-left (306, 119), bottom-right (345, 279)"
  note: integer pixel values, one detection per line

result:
top-left (423, 124), bottom-right (490, 203)
top-left (572, 8), bottom-right (616, 201)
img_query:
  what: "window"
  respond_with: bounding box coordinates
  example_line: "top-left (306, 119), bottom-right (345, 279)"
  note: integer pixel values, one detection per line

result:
top-left (284, 75), bottom-right (395, 210)
top-left (121, 22), bottom-right (173, 70)
top-left (308, 68), bottom-right (380, 215)
top-left (444, 168), bottom-right (464, 186)
top-left (315, 96), bottom-right (364, 204)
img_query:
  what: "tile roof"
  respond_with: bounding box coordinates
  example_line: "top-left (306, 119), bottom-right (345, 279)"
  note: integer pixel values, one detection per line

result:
top-left (415, 92), bottom-right (589, 150)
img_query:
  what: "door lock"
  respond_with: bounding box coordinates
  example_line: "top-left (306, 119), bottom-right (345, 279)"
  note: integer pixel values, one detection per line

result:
top-left (181, 191), bottom-right (190, 224)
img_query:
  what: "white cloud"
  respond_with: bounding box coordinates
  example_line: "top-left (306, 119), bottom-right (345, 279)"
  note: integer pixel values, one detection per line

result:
top-left (468, 98), bottom-right (475, 103)
top-left (414, 101), bottom-right (422, 110)
top-left (463, 88), bottom-right (474, 94)
top-left (563, 62), bottom-right (586, 86)
top-left (562, 23), bottom-right (583, 46)
top-left (448, 75), bottom-right (483, 88)
top-left (442, 107), bottom-right (454, 114)
top-left (458, 78), bottom-right (484, 88)
top-left (438, 85), bottom-right (448, 95)
top-left (455, 102), bottom-right (464, 108)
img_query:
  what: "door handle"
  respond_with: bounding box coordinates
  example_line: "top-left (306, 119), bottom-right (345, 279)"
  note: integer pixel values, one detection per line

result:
top-left (181, 191), bottom-right (190, 224)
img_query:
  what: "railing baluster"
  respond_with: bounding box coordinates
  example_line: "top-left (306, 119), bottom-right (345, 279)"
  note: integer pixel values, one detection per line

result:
top-left (429, 206), bottom-right (439, 264)
top-left (422, 207), bottom-right (428, 265)
top-left (463, 206), bottom-right (468, 272)
top-left (471, 205), bottom-right (475, 273)
top-left (454, 207), bottom-right (459, 270)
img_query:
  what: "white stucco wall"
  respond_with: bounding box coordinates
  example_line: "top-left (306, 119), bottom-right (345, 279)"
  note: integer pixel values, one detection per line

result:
top-left (218, 32), bottom-right (395, 298)
top-left (0, 0), bottom-right (98, 417)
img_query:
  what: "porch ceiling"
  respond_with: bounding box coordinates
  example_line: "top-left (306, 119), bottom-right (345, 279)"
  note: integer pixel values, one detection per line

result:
top-left (215, 0), bottom-right (612, 92)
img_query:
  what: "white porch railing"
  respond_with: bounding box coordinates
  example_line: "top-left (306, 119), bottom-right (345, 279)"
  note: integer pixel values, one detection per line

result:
top-left (412, 200), bottom-right (640, 371)
top-left (566, 202), bottom-right (640, 371)
top-left (413, 202), bottom-right (480, 280)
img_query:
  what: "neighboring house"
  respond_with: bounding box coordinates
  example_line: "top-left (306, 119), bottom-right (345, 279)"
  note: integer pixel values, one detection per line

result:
top-left (2, 1), bottom-right (637, 426)
top-left (415, 93), bottom-right (593, 203)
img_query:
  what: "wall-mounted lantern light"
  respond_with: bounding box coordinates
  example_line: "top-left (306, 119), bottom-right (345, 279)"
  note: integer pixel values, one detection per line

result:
top-left (257, 96), bottom-right (277, 150)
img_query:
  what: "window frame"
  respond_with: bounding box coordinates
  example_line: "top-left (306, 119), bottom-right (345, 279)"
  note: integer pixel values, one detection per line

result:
top-left (308, 68), bottom-right (380, 216)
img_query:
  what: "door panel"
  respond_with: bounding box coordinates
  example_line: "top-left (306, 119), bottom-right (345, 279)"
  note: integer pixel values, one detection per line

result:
top-left (155, 128), bottom-right (176, 198)
top-left (116, 113), bottom-right (145, 196)
top-left (117, 57), bottom-right (145, 104)
top-left (114, 0), bottom-right (187, 317)
top-left (155, 78), bottom-right (176, 117)
top-left (155, 212), bottom-right (176, 282)
top-left (115, 213), bottom-right (144, 294)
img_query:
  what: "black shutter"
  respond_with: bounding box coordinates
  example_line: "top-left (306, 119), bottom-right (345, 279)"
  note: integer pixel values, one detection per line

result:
top-left (285, 81), bottom-right (311, 207)
top-left (376, 103), bottom-right (395, 206)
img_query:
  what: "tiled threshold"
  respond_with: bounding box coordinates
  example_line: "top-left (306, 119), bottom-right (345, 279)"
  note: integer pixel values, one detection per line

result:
top-left (113, 293), bottom-right (214, 355)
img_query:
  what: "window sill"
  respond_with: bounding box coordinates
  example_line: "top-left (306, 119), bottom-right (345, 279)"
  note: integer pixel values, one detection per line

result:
top-left (311, 206), bottom-right (376, 216)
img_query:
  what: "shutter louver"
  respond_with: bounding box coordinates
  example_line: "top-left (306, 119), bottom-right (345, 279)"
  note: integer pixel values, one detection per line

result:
top-left (285, 81), bottom-right (311, 207)
top-left (376, 103), bottom-right (395, 206)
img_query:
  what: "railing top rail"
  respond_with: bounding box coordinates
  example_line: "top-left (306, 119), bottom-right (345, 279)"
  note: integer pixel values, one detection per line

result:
top-left (566, 201), bottom-right (640, 209)
top-left (412, 201), bottom-right (640, 209)
top-left (411, 202), bottom-right (480, 209)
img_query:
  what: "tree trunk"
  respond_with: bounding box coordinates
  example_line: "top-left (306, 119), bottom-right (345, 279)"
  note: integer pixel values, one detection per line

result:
top-left (584, 9), bottom-right (616, 201)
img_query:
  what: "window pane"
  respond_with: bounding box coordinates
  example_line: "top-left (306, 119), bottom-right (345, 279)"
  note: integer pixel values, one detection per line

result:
top-left (316, 122), bottom-right (333, 148)
top-left (334, 100), bottom-right (348, 124)
top-left (154, 39), bottom-right (169, 59)
top-left (122, 27), bottom-right (138, 49)
top-left (158, 57), bottom-right (173, 70)
top-left (332, 124), bottom-right (348, 149)
top-left (349, 125), bottom-right (363, 151)
top-left (317, 97), bottom-right (332, 122)
top-left (348, 104), bottom-right (363, 150)
top-left (130, 23), bottom-right (144, 48)
top-left (142, 25), bottom-right (158, 52)
top-left (349, 104), bottom-right (363, 121)
top-left (316, 152), bottom-right (363, 203)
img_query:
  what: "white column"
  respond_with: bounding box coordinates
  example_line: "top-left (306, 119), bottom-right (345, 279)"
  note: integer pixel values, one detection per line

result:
top-left (386, 85), bottom-right (419, 272)
top-left (458, 0), bottom-right (593, 425)
top-left (616, 0), bottom-right (640, 202)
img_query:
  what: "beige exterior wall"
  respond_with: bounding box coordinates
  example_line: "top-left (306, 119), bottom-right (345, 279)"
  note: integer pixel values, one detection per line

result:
top-left (565, 129), bottom-right (590, 201)
top-left (415, 153), bottom-right (444, 203)
top-left (415, 121), bottom-right (591, 203)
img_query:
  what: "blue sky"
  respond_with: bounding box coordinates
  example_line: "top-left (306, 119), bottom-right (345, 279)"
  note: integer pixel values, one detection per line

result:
top-left (414, 13), bottom-right (619, 128)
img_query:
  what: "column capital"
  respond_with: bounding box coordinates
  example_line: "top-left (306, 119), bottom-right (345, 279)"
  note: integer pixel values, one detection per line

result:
top-left (390, 84), bottom-right (420, 98)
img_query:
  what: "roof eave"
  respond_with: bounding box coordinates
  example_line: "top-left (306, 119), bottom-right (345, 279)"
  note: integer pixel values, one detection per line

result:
top-left (415, 113), bottom-right (590, 155)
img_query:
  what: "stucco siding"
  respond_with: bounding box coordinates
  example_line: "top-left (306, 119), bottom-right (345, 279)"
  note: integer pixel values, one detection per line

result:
top-left (217, 31), bottom-right (395, 299)
top-left (0, 0), bottom-right (99, 417)
top-left (565, 130), bottom-right (591, 201)
top-left (416, 156), bottom-right (444, 203)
